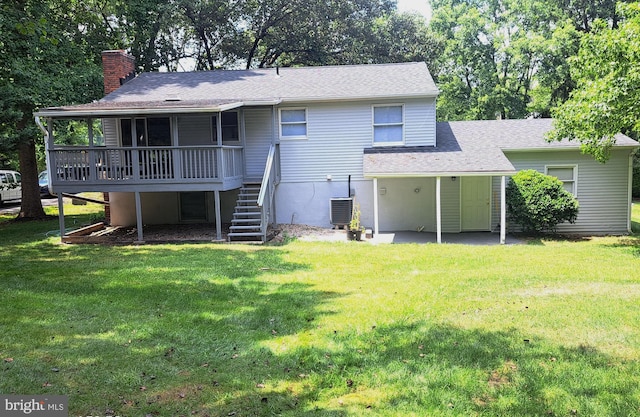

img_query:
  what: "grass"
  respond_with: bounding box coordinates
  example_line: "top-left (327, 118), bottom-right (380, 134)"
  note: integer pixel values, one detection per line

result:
top-left (0, 201), bottom-right (639, 416)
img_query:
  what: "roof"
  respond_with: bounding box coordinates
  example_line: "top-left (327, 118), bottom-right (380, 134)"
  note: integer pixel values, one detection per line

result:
top-left (35, 62), bottom-right (439, 117)
top-left (364, 119), bottom-right (639, 177)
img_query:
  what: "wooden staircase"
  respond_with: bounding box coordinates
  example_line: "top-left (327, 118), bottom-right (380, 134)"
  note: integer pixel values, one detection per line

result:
top-left (228, 182), bottom-right (265, 242)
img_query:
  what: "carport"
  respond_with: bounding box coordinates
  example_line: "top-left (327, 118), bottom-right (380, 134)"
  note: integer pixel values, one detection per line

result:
top-left (363, 124), bottom-right (517, 244)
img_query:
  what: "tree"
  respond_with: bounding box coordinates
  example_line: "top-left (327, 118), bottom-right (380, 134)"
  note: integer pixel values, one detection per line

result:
top-left (428, 0), bottom-right (632, 122)
top-left (0, 0), bottom-right (104, 219)
top-left (506, 169), bottom-right (579, 234)
top-left (547, 2), bottom-right (640, 162)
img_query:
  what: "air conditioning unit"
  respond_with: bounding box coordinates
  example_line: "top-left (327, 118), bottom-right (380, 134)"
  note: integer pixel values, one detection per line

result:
top-left (330, 198), bottom-right (353, 227)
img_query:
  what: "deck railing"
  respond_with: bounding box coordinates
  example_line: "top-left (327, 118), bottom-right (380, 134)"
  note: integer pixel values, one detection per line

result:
top-left (257, 143), bottom-right (281, 238)
top-left (48, 145), bottom-right (244, 186)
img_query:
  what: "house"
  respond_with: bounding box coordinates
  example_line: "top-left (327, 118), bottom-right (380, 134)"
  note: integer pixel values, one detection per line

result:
top-left (34, 50), bottom-right (638, 243)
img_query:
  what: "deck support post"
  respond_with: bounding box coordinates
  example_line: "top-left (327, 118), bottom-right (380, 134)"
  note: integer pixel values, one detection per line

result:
top-left (214, 190), bottom-right (222, 241)
top-left (500, 175), bottom-right (506, 244)
top-left (436, 176), bottom-right (442, 244)
top-left (134, 191), bottom-right (144, 242)
top-left (58, 194), bottom-right (65, 240)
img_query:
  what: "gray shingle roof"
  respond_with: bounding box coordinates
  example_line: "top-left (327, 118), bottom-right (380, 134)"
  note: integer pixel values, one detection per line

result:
top-left (364, 119), bottom-right (638, 177)
top-left (37, 62), bottom-right (438, 116)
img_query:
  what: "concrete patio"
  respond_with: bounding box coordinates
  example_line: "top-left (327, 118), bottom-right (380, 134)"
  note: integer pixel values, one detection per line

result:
top-left (369, 231), bottom-right (523, 245)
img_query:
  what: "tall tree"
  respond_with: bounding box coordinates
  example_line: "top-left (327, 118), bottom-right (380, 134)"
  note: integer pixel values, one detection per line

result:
top-left (548, 2), bottom-right (640, 162)
top-left (0, 0), bottom-right (104, 219)
top-left (428, 0), bottom-right (632, 122)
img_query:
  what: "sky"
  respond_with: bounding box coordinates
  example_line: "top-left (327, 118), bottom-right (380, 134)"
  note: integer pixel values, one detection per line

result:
top-left (396, 0), bottom-right (432, 20)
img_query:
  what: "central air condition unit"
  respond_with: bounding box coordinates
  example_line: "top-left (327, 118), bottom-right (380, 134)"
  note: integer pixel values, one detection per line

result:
top-left (330, 197), bottom-right (353, 227)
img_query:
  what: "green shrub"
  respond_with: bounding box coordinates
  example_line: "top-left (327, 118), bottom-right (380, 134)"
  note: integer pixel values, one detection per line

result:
top-left (506, 169), bottom-right (579, 234)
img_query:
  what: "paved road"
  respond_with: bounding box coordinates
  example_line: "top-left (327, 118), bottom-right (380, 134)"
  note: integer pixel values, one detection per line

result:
top-left (0, 198), bottom-right (59, 215)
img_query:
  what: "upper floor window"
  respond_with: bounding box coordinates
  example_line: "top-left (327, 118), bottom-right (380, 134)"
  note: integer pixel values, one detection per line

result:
top-left (373, 105), bottom-right (404, 145)
top-left (546, 165), bottom-right (577, 196)
top-left (280, 108), bottom-right (307, 139)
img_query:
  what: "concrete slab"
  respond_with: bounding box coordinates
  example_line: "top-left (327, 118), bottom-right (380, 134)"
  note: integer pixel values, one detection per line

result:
top-left (369, 231), bottom-right (523, 245)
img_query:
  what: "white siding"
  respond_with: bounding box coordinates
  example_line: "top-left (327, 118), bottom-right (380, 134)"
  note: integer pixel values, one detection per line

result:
top-left (376, 178), bottom-right (436, 232)
top-left (244, 107), bottom-right (273, 178)
top-left (503, 149), bottom-right (633, 234)
top-left (278, 98), bottom-right (436, 183)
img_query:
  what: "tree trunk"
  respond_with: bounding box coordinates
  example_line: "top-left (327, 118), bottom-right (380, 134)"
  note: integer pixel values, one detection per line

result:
top-left (17, 139), bottom-right (47, 220)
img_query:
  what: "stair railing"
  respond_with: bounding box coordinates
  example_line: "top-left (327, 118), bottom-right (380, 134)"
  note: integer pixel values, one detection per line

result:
top-left (257, 143), bottom-right (280, 240)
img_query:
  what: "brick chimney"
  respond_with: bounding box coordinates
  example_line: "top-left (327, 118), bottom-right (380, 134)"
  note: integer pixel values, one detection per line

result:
top-left (101, 50), bottom-right (136, 95)
top-left (101, 50), bottom-right (135, 225)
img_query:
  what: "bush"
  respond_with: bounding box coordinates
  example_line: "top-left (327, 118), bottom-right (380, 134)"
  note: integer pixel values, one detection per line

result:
top-left (506, 169), bottom-right (579, 234)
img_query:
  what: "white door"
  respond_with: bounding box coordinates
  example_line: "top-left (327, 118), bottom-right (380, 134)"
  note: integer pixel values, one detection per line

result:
top-left (461, 176), bottom-right (491, 231)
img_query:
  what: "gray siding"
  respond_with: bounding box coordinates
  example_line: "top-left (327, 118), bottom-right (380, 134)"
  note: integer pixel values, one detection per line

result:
top-left (278, 98), bottom-right (436, 183)
top-left (244, 107), bottom-right (273, 178)
top-left (441, 177), bottom-right (461, 233)
top-left (177, 115), bottom-right (213, 145)
top-left (103, 118), bottom-right (118, 147)
top-left (503, 149), bottom-right (633, 234)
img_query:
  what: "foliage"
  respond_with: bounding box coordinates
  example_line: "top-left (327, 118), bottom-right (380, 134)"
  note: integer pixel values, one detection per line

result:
top-left (429, 0), bottom-right (632, 122)
top-left (0, 0), bottom-right (108, 218)
top-left (349, 202), bottom-right (364, 232)
top-left (506, 169), bottom-right (579, 234)
top-left (548, 2), bottom-right (640, 162)
top-left (1, 201), bottom-right (640, 416)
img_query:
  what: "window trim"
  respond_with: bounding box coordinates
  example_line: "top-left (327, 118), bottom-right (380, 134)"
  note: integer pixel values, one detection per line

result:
top-left (372, 104), bottom-right (405, 146)
top-left (545, 165), bottom-right (578, 197)
top-left (279, 108), bottom-right (308, 140)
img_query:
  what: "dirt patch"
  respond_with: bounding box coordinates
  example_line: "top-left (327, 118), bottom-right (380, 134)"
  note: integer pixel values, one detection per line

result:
top-left (73, 223), bottom-right (350, 244)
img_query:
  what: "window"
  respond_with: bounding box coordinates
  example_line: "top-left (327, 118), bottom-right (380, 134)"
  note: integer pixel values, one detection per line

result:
top-left (373, 105), bottom-right (403, 145)
top-left (546, 166), bottom-right (577, 196)
top-left (279, 108), bottom-right (307, 139)
top-left (211, 112), bottom-right (240, 143)
top-left (120, 117), bottom-right (171, 147)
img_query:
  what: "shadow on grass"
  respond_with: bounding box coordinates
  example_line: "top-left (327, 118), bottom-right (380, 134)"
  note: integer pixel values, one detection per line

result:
top-left (0, 238), bottom-right (344, 415)
top-left (219, 322), bottom-right (640, 416)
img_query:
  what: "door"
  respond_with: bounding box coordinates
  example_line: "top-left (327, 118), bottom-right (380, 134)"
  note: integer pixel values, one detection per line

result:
top-left (461, 176), bottom-right (491, 231)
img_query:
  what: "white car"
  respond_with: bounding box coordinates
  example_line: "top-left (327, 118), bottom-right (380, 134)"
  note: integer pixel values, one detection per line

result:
top-left (0, 170), bottom-right (21, 205)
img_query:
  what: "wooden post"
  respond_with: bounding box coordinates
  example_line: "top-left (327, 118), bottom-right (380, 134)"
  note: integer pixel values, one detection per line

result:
top-left (135, 191), bottom-right (144, 242)
top-left (436, 176), bottom-right (442, 244)
top-left (500, 175), bottom-right (506, 244)
top-left (58, 194), bottom-right (65, 240)
top-left (373, 177), bottom-right (379, 235)
top-left (214, 190), bottom-right (222, 241)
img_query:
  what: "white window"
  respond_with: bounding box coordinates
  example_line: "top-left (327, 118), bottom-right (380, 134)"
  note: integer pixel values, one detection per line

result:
top-left (279, 108), bottom-right (307, 139)
top-left (373, 105), bottom-right (404, 145)
top-left (546, 166), bottom-right (577, 196)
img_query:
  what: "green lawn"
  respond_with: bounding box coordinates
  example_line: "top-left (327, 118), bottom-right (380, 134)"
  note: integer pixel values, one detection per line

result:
top-left (1, 202), bottom-right (639, 416)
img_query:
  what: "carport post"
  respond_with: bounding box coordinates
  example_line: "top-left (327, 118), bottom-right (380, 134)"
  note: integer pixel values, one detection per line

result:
top-left (500, 175), bottom-right (506, 244)
top-left (373, 178), bottom-right (379, 235)
top-left (436, 176), bottom-right (442, 244)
